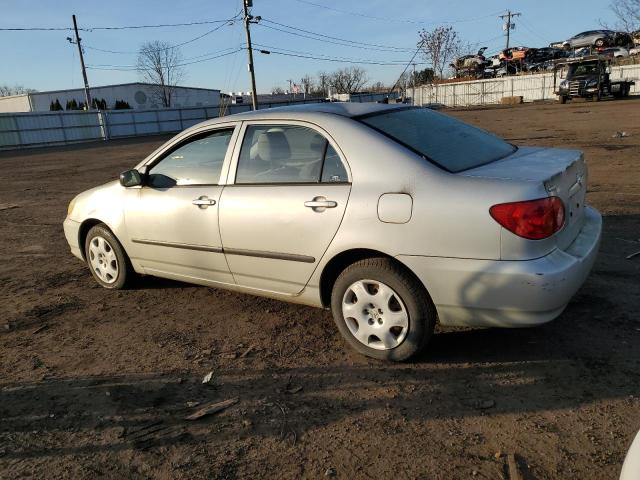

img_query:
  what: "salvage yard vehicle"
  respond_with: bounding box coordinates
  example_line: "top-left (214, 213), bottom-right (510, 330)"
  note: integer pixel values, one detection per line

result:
top-left (554, 55), bottom-right (635, 103)
top-left (562, 29), bottom-right (631, 49)
top-left (64, 103), bottom-right (602, 361)
top-left (563, 30), bottom-right (613, 49)
top-left (499, 46), bottom-right (530, 62)
top-left (600, 47), bottom-right (629, 58)
top-left (451, 47), bottom-right (490, 79)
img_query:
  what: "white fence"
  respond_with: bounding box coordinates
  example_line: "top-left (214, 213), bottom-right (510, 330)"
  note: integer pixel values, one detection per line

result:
top-left (0, 98), bottom-right (325, 150)
top-left (410, 64), bottom-right (640, 108)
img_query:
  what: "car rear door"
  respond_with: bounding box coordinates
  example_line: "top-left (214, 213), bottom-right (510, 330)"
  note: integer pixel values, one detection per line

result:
top-left (124, 124), bottom-right (239, 285)
top-left (218, 121), bottom-right (351, 295)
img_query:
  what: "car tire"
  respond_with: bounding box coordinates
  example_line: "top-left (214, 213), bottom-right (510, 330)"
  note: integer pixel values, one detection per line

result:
top-left (330, 257), bottom-right (436, 361)
top-left (84, 224), bottom-right (132, 289)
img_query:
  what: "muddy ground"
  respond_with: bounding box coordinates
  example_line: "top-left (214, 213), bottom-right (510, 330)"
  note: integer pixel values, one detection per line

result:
top-left (1, 99), bottom-right (639, 479)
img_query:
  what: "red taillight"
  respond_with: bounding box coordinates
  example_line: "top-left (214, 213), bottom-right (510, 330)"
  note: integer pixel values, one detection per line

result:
top-left (490, 197), bottom-right (565, 240)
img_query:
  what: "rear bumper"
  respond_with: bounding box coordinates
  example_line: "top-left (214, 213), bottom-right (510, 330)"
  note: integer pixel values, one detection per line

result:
top-left (398, 206), bottom-right (602, 327)
top-left (63, 217), bottom-right (83, 260)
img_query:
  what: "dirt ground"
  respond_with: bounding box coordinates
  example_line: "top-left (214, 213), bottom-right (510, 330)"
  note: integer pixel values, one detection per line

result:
top-left (1, 99), bottom-right (639, 480)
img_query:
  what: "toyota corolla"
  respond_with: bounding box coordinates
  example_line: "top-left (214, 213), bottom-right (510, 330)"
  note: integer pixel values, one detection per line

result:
top-left (63, 103), bottom-right (601, 361)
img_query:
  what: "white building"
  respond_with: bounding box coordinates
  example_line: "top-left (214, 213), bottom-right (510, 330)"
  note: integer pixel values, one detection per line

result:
top-left (0, 82), bottom-right (220, 113)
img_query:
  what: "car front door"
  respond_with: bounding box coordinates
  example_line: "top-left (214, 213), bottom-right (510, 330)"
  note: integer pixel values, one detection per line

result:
top-left (219, 121), bottom-right (351, 295)
top-left (125, 125), bottom-right (238, 285)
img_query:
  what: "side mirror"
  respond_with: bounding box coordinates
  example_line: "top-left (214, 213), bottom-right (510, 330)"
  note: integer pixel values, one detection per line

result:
top-left (119, 169), bottom-right (143, 187)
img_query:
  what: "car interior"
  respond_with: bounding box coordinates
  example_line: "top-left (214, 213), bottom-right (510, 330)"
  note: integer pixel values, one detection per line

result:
top-left (237, 125), bottom-right (331, 184)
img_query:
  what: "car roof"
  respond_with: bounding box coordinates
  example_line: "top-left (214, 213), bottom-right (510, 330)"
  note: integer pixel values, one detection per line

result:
top-left (182, 102), bottom-right (412, 134)
top-left (239, 101), bottom-right (404, 118)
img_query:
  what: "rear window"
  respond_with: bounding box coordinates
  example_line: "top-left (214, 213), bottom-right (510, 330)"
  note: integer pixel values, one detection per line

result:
top-left (358, 107), bottom-right (516, 172)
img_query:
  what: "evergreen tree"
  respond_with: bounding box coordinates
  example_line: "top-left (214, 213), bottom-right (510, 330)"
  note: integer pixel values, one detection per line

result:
top-left (54, 99), bottom-right (63, 111)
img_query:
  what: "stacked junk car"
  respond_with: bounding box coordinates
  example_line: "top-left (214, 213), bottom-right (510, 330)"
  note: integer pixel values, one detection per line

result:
top-left (449, 28), bottom-right (639, 81)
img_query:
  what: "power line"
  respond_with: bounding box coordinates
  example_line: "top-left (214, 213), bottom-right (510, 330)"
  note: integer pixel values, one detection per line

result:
top-left (0, 26), bottom-right (72, 31)
top-left (83, 13), bottom-right (241, 55)
top-left (253, 42), bottom-right (415, 64)
top-left (87, 47), bottom-right (241, 67)
top-left (258, 20), bottom-right (414, 52)
top-left (80, 19), bottom-right (240, 31)
top-left (518, 18), bottom-right (549, 45)
top-left (291, 0), bottom-right (503, 26)
top-left (86, 49), bottom-right (243, 71)
top-left (0, 16), bottom-right (243, 32)
top-left (388, 40), bottom-right (426, 95)
top-left (259, 48), bottom-right (427, 66)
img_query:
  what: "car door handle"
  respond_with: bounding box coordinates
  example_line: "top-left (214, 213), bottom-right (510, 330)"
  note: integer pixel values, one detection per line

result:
top-left (305, 197), bottom-right (337, 210)
top-left (192, 196), bottom-right (216, 208)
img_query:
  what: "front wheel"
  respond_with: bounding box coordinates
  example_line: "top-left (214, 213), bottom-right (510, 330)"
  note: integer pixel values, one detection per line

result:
top-left (84, 224), bottom-right (132, 289)
top-left (330, 258), bottom-right (436, 361)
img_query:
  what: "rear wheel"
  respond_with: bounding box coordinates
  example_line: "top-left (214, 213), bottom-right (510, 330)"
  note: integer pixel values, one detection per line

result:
top-left (330, 258), bottom-right (436, 361)
top-left (559, 95), bottom-right (567, 104)
top-left (84, 224), bottom-right (132, 289)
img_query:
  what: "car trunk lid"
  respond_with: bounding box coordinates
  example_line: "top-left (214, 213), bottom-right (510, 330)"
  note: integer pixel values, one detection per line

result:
top-left (461, 146), bottom-right (587, 251)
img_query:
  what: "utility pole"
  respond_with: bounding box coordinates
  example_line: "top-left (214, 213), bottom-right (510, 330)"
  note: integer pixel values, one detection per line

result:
top-left (499, 10), bottom-right (521, 50)
top-left (71, 15), bottom-right (92, 110)
top-left (287, 79), bottom-right (294, 99)
top-left (242, 0), bottom-right (259, 110)
top-left (411, 63), bottom-right (416, 102)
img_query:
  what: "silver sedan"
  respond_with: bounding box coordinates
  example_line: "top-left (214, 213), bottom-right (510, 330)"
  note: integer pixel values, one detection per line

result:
top-left (63, 103), bottom-right (601, 361)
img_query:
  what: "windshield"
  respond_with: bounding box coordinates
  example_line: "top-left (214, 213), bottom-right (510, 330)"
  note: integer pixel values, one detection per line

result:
top-left (568, 63), bottom-right (598, 78)
top-left (358, 107), bottom-right (516, 173)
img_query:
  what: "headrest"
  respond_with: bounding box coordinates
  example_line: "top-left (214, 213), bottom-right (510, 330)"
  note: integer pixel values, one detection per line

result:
top-left (250, 129), bottom-right (291, 162)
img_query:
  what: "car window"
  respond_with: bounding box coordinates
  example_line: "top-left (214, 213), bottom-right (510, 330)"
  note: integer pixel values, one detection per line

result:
top-left (321, 144), bottom-right (348, 183)
top-left (235, 125), bottom-right (347, 184)
top-left (148, 129), bottom-right (233, 188)
top-left (358, 107), bottom-right (516, 173)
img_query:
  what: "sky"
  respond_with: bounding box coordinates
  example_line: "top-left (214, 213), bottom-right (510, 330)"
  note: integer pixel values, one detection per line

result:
top-left (0, 0), bottom-right (621, 95)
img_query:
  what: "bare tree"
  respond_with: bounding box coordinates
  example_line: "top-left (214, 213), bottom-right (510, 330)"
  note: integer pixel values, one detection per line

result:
top-left (369, 81), bottom-right (387, 92)
top-left (300, 74), bottom-right (314, 95)
top-left (315, 71), bottom-right (330, 97)
top-left (329, 67), bottom-right (368, 94)
top-left (418, 26), bottom-right (461, 79)
top-left (271, 86), bottom-right (285, 95)
top-left (0, 85), bottom-right (37, 97)
top-left (609, 0), bottom-right (640, 32)
top-left (136, 41), bottom-right (185, 108)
